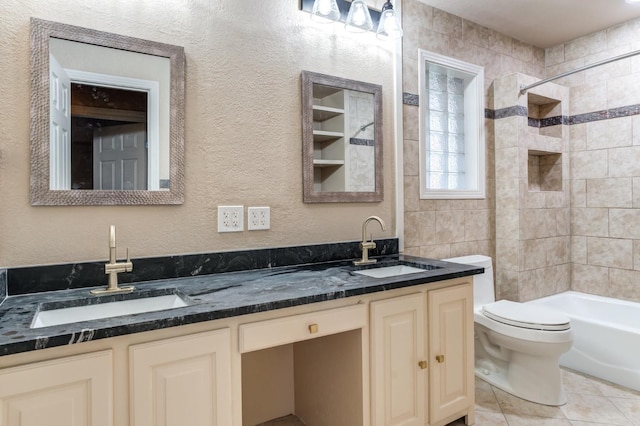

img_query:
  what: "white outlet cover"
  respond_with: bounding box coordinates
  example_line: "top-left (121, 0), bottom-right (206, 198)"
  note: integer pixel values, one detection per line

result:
top-left (218, 206), bottom-right (244, 232)
top-left (248, 207), bottom-right (270, 230)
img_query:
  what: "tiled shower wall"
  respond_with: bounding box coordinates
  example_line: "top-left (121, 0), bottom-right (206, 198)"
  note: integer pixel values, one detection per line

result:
top-left (546, 18), bottom-right (640, 302)
top-left (402, 0), bottom-right (545, 261)
top-left (493, 74), bottom-right (571, 302)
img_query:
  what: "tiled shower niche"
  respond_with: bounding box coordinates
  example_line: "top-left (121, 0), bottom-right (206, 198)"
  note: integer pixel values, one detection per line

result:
top-left (527, 93), bottom-right (563, 138)
top-left (528, 150), bottom-right (562, 192)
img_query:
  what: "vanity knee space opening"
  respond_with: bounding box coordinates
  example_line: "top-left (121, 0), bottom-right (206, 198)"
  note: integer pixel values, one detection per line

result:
top-left (241, 329), bottom-right (364, 426)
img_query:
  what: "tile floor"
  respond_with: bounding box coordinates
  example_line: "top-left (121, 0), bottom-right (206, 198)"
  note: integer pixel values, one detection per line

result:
top-left (448, 368), bottom-right (640, 426)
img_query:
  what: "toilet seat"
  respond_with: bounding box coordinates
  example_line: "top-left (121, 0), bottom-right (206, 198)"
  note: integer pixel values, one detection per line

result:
top-left (482, 300), bottom-right (570, 331)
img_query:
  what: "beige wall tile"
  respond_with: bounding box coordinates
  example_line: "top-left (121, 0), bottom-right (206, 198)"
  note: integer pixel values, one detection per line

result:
top-left (450, 239), bottom-right (494, 259)
top-left (548, 263), bottom-right (571, 293)
top-left (634, 177), bottom-right (640, 207)
top-left (564, 31), bottom-right (608, 62)
top-left (419, 244), bottom-right (451, 259)
top-left (496, 209), bottom-right (519, 240)
top-left (584, 46), bottom-right (633, 84)
top-left (512, 39), bottom-right (534, 63)
top-left (586, 178), bottom-right (633, 208)
top-left (570, 83), bottom-right (608, 116)
top-left (609, 208), bottom-right (640, 239)
top-left (608, 73), bottom-right (640, 109)
top-left (496, 238), bottom-right (519, 271)
top-left (518, 268), bottom-right (546, 301)
top-left (434, 210), bottom-right (466, 244)
top-left (545, 45), bottom-right (565, 67)
top-left (547, 236), bottom-right (571, 266)
top-left (571, 208), bottom-right (609, 237)
top-left (571, 151), bottom-right (608, 179)
top-left (608, 146), bottom-right (640, 178)
top-left (587, 237), bottom-right (633, 269)
top-left (404, 176), bottom-right (420, 213)
top-left (493, 75), bottom-right (520, 110)
top-left (462, 20), bottom-right (490, 48)
top-left (609, 268), bottom-right (640, 303)
top-left (571, 263), bottom-right (610, 296)
top-left (488, 29), bottom-right (513, 56)
top-left (569, 123), bottom-right (587, 151)
top-left (520, 239), bottom-right (547, 270)
top-left (432, 8), bottom-right (462, 38)
top-left (403, 136), bottom-right (419, 176)
top-left (633, 116), bottom-right (640, 146)
top-left (496, 268), bottom-right (519, 301)
top-left (571, 179), bottom-right (587, 207)
top-left (547, 58), bottom-right (586, 87)
top-left (556, 208), bottom-right (571, 236)
top-left (465, 209), bottom-right (493, 241)
top-left (634, 240), bottom-right (640, 270)
top-left (404, 211), bottom-right (436, 247)
top-left (586, 117), bottom-right (632, 150)
top-left (403, 54), bottom-right (419, 95)
top-left (572, 235), bottom-right (588, 263)
top-left (607, 19), bottom-right (640, 49)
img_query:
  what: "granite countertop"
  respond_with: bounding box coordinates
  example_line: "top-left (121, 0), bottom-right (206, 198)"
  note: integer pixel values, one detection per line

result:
top-left (0, 255), bottom-right (482, 357)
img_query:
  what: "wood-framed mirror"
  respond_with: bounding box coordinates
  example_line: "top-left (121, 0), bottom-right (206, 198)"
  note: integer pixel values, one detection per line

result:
top-left (30, 18), bottom-right (185, 205)
top-left (301, 71), bottom-right (383, 203)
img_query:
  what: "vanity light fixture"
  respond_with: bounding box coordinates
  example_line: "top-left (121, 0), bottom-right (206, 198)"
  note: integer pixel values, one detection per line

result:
top-left (376, 0), bottom-right (403, 40)
top-left (311, 0), bottom-right (341, 22)
top-left (345, 0), bottom-right (374, 32)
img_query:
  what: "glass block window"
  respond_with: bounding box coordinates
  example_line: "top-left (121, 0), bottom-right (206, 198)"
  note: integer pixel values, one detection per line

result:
top-left (425, 71), bottom-right (466, 190)
top-left (419, 50), bottom-right (485, 199)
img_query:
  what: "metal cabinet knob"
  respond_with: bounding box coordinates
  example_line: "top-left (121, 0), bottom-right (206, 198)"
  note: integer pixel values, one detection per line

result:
top-left (418, 360), bottom-right (428, 369)
top-left (309, 324), bottom-right (319, 334)
top-left (436, 354), bottom-right (445, 363)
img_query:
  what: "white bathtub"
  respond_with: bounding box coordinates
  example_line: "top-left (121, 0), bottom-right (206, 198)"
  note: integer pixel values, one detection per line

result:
top-left (527, 291), bottom-right (640, 392)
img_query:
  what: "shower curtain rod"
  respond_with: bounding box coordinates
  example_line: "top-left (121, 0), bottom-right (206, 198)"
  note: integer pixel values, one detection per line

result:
top-left (519, 49), bottom-right (640, 95)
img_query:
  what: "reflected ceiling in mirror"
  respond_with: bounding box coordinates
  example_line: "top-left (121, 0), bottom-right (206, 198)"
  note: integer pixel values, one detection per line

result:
top-left (30, 18), bottom-right (185, 205)
top-left (301, 71), bottom-right (383, 203)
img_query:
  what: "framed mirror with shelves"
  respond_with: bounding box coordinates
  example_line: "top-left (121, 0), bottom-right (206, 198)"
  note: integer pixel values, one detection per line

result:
top-left (30, 18), bottom-right (185, 205)
top-left (301, 71), bottom-right (383, 203)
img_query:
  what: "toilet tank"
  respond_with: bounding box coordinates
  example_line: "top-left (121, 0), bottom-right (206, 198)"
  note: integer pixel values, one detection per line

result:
top-left (442, 255), bottom-right (495, 308)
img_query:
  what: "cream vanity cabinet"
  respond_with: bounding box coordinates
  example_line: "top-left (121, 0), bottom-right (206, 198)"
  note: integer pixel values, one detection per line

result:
top-left (0, 350), bottom-right (113, 426)
top-left (370, 282), bottom-right (475, 426)
top-left (129, 329), bottom-right (232, 426)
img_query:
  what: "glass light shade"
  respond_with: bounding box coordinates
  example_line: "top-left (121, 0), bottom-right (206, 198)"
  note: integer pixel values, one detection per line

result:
top-left (345, 0), bottom-right (373, 32)
top-left (311, 0), bottom-right (341, 22)
top-left (376, 1), bottom-right (403, 40)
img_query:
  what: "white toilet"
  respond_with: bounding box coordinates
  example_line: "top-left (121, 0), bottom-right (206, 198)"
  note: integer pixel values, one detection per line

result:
top-left (443, 255), bottom-right (573, 406)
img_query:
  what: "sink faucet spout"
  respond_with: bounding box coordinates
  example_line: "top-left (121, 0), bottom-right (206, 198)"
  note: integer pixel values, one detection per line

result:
top-left (91, 225), bottom-right (134, 295)
top-left (354, 216), bottom-right (386, 266)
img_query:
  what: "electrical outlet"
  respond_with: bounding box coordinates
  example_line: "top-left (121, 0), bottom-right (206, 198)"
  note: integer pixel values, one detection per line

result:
top-left (248, 207), bottom-right (270, 230)
top-left (218, 206), bottom-right (244, 232)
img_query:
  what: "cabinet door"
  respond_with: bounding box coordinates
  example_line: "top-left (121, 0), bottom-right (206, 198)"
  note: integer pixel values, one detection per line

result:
top-left (370, 293), bottom-right (426, 426)
top-left (0, 350), bottom-right (113, 426)
top-left (130, 329), bottom-right (232, 426)
top-left (428, 283), bottom-right (474, 424)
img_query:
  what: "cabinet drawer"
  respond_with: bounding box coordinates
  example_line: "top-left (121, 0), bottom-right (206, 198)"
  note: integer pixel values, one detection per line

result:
top-left (239, 304), bottom-right (367, 353)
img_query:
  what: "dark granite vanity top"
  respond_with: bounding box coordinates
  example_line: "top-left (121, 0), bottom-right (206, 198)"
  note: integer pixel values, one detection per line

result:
top-left (0, 255), bottom-right (482, 357)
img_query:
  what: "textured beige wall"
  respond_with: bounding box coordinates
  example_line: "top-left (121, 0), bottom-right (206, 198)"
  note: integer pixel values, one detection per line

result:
top-left (0, 0), bottom-right (396, 267)
top-left (401, 0), bottom-right (545, 260)
top-left (546, 18), bottom-right (640, 303)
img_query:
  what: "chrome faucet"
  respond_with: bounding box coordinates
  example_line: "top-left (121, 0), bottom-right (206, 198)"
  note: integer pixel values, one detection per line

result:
top-left (91, 225), bottom-right (134, 295)
top-left (354, 216), bottom-right (387, 266)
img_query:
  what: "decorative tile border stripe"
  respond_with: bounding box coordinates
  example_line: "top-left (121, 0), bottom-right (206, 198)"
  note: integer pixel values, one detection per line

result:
top-left (403, 92), bottom-right (419, 106)
top-left (403, 92), bottom-right (640, 126)
top-left (494, 105), bottom-right (528, 119)
top-left (350, 138), bottom-right (375, 146)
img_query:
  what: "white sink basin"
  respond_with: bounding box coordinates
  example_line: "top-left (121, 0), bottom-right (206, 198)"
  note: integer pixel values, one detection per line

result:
top-left (354, 265), bottom-right (427, 278)
top-left (31, 294), bottom-right (188, 329)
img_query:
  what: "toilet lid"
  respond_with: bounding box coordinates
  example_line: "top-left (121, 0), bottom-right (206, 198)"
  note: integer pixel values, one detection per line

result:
top-left (482, 300), bottom-right (571, 331)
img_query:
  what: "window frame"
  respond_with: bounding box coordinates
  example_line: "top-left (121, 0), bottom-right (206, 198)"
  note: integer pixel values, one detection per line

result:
top-left (418, 49), bottom-right (485, 199)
